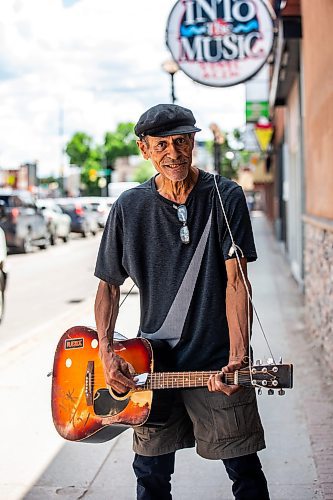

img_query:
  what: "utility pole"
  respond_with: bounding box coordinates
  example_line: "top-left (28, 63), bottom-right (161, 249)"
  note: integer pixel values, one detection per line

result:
top-left (59, 103), bottom-right (65, 193)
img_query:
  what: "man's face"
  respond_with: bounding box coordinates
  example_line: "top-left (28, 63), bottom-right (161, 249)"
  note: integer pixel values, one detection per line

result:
top-left (137, 134), bottom-right (194, 182)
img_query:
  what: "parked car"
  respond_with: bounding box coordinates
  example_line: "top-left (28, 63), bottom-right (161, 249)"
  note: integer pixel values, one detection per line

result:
top-left (0, 211), bottom-right (8, 323)
top-left (0, 189), bottom-right (50, 253)
top-left (79, 197), bottom-right (112, 228)
top-left (55, 198), bottom-right (99, 237)
top-left (36, 199), bottom-right (71, 244)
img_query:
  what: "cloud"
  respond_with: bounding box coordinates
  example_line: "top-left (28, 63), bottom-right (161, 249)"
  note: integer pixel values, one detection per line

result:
top-left (0, 0), bottom-right (245, 177)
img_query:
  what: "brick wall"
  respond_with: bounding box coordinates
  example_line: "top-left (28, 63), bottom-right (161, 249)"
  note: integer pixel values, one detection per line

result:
top-left (304, 219), bottom-right (333, 371)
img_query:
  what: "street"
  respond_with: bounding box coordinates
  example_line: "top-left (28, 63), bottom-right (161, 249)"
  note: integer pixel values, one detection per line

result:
top-left (1, 234), bottom-right (101, 351)
top-left (0, 232), bottom-right (140, 500)
top-left (0, 216), bottom-right (332, 500)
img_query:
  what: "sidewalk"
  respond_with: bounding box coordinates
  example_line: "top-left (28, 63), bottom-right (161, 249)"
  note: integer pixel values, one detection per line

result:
top-left (1, 214), bottom-right (332, 500)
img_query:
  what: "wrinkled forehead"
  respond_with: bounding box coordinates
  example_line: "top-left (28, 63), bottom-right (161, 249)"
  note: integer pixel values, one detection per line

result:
top-left (146, 133), bottom-right (193, 144)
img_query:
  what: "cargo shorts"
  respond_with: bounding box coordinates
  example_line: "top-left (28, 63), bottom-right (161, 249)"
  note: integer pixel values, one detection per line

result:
top-left (133, 387), bottom-right (265, 460)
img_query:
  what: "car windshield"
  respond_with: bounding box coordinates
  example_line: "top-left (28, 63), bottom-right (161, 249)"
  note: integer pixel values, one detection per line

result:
top-left (0, 196), bottom-right (11, 207)
top-left (0, 195), bottom-right (25, 207)
top-left (90, 203), bottom-right (101, 210)
top-left (58, 203), bottom-right (77, 211)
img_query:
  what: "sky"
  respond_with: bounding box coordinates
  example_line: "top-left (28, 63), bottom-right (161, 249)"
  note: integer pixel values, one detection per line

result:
top-left (0, 0), bottom-right (246, 177)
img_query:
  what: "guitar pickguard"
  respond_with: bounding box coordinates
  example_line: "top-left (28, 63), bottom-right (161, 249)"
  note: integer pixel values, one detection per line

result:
top-left (93, 389), bottom-right (129, 417)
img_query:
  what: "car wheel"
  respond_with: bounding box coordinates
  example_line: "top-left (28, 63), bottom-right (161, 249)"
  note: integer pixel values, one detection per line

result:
top-left (39, 235), bottom-right (50, 250)
top-left (50, 233), bottom-right (56, 245)
top-left (62, 234), bottom-right (69, 243)
top-left (0, 270), bottom-right (5, 324)
top-left (22, 235), bottom-right (33, 253)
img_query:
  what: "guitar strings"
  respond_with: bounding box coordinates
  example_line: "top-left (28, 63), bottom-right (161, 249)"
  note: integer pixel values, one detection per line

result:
top-left (88, 369), bottom-right (277, 376)
top-left (88, 371), bottom-right (277, 385)
top-left (88, 369), bottom-right (278, 377)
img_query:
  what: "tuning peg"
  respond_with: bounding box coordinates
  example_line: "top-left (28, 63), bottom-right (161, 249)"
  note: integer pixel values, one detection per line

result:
top-left (268, 389), bottom-right (274, 395)
top-left (257, 388), bottom-right (262, 395)
top-left (256, 359), bottom-right (262, 365)
top-left (279, 356), bottom-right (283, 364)
top-left (266, 357), bottom-right (274, 364)
top-left (278, 389), bottom-right (285, 396)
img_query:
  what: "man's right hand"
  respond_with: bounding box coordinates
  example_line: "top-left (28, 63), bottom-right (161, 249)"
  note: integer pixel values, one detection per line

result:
top-left (100, 345), bottom-right (137, 394)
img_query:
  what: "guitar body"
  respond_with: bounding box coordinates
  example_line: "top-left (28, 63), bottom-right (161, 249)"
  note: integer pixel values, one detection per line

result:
top-left (51, 326), bottom-right (157, 443)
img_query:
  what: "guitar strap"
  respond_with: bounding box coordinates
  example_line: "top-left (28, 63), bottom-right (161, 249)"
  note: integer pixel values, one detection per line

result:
top-left (213, 174), bottom-right (276, 367)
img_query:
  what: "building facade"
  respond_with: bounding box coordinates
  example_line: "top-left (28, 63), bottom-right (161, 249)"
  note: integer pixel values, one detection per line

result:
top-left (269, 0), bottom-right (333, 369)
top-left (301, 0), bottom-right (333, 370)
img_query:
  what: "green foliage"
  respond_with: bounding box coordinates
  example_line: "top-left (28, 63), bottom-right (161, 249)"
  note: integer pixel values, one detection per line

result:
top-left (65, 123), bottom-right (139, 195)
top-left (133, 161), bottom-right (155, 184)
top-left (65, 132), bottom-right (93, 167)
top-left (239, 150), bottom-right (251, 164)
top-left (206, 128), bottom-right (246, 179)
top-left (104, 122), bottom-right (138, 168)
top-left (39, 175), bottom-right (59, 185)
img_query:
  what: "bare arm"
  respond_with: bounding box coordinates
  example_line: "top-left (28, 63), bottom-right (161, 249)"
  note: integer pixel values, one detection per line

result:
top-left (225, 257), bottom-right (252, 366)
top-left (94, 280), bottom-right (136, 393)
top-left (208, 257), bottom-right (252, 395)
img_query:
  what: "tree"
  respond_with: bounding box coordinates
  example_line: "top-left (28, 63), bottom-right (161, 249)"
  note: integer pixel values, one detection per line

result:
top-left (80, 146), bottom-right (104, 195)
top-left (65, 123), bottom-right (140, 196)
top-left (206, 128), bottom-right (245, 179)
top-left (65, 132), bottom-right (93, 166)
top-left (133, 160), bottom-right (155, 184)
top-left (39, 175), bottom-right (59, 185)
top-left (65, 133), bottom-right (102, 195)
top-left (104, 122), bottom-right (139, 168)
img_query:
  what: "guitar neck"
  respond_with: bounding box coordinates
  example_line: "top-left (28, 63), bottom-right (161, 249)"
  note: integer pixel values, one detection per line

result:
top-left (140, 370), bottom-right (251, 390)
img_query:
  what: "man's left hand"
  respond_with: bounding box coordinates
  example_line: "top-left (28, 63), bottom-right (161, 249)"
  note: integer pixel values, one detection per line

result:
top-left (207, 361), bottom-right (244, 396)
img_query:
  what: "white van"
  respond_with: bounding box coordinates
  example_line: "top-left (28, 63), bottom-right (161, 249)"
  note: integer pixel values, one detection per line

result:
top-left (107, 182), bottom-right (140, 202)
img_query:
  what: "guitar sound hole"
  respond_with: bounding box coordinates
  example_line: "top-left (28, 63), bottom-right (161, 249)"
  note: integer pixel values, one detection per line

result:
top-left (94, 389), bottom-right (129, 417)
top-left (112, 389), bottom-right (130, 398)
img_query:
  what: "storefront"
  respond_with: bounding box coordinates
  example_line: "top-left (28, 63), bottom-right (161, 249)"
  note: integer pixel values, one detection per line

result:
top-left (269, 0), bottom-right (333, 369)
top-left (268, 0), bottom-right (304, 285)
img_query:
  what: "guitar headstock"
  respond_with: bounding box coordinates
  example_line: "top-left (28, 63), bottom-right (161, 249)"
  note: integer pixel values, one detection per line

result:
top-left (249, 359), bottom-right (293, 395)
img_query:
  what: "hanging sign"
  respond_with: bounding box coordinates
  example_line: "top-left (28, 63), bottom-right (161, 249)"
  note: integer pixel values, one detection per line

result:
top-left (254, 119), bottom-right (273, 151)
top-left (166, 0), bottom-right (275, 87)
top-left (246, 101), bottom-right (269, 122)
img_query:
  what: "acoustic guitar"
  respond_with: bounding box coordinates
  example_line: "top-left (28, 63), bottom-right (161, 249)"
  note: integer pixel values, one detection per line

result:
top-left (51, 326), bottom-right (293, 443)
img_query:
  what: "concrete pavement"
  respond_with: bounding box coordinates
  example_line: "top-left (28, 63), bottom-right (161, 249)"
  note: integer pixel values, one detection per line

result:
top-left (0, 213), bottom-right (332, 500)
top-left (1, 233), bottom-right (101, 350)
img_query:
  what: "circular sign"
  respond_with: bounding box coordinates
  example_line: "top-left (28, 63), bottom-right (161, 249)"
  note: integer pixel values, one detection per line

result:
top-left (166, 0), bottom-right (275, 87)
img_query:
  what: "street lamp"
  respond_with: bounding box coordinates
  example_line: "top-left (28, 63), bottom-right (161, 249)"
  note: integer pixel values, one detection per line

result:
top-left (209, 123), bottom-right (225, 175)
top-left (162, 59), bottom-right (179, 104)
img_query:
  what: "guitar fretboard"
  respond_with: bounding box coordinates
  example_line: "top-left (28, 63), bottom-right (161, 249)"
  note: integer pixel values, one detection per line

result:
top-left (139, 370), bottom-right (251, 390)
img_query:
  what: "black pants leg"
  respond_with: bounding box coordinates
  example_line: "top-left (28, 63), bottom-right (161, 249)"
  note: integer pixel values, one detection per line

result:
top-left (222, 453), bottom-right (270, 500)
top-left (133, 452), bottom-right (175, 500)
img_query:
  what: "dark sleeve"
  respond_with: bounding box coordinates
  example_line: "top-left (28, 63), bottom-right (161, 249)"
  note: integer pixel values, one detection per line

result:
top-left (220, 186), bottom-right (257, 262)
top-left (94, 202), bottom-right (129, 285)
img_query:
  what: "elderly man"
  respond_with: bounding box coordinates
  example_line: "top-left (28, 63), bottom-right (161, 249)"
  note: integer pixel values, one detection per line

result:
top-left (94, 104), bottom-right (269, 500)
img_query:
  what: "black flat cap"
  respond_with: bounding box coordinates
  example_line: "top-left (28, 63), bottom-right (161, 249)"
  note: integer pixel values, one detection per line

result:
top-left (134, 104), bottom-right (201, 138)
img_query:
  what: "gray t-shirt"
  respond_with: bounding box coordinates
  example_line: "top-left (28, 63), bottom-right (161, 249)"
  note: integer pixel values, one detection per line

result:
top-left (94, 170), bottom-right (257, 371)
